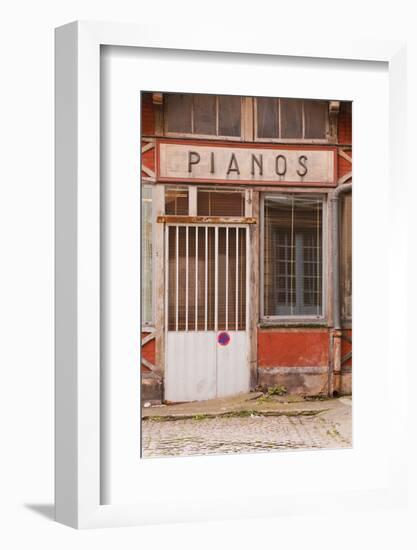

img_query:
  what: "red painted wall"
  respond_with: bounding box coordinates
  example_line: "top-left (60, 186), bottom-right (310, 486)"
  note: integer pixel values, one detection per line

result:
top-left (258, 329), bottom-right (329, 368)
top-left (141, 144), bottom-right (155, 174)
top-left (338, 104), bottom-right (352, 144)
top-left (141, 332), bottom-right (156, 373)
top-left (337, 103), bottom-right (352, 179)
top-left (141, 92), bottom-right (155, 135)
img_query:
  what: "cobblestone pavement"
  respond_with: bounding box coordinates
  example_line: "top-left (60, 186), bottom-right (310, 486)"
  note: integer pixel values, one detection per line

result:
top-left (142, 399), bottom-right (352, 458)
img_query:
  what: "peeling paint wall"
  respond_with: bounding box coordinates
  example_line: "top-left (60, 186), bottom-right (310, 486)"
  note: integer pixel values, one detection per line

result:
top-left (258, 329), bottom-right (329, 368)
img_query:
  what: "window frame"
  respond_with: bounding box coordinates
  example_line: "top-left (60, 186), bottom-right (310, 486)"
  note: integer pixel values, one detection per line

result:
top-left (340, 190), bottom-right (352, 325)
top-left (254, 97), bottom-right (331, 144)
top-left (163, 184), bottom-right (251, 218)
top-left (164, 184), bottom-right (190, 215)
top-left (141, 183), bottom-right (156, 328)
top-left (163, 94), bottom-right (246, 141)
top-left (260, 192), bottom-right (328, 323)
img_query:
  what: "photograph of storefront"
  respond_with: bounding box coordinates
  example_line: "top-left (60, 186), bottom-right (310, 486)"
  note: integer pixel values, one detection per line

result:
top-left (141, 92), bottom-right (352, 458)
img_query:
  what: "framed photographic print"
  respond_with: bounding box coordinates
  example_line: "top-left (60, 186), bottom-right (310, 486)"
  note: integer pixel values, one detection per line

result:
top-left (55, 21), bottom-right (408, 528)
top-left (139, 91), bottom-right (352, 460)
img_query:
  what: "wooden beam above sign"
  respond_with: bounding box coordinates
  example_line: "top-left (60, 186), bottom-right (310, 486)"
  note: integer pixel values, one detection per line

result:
top-left (156, 139), bottom-right (337, 187)
top-left (157, 215), bottom-right (257, 224)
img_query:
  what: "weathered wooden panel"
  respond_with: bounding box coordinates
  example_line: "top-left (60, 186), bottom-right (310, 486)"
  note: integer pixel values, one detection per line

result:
top-left (157, 215), bottom-right (256, 224)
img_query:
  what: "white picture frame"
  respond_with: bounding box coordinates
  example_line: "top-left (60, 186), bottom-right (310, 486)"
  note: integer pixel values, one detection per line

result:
top-left (55, 21), bottom-right (407, 529)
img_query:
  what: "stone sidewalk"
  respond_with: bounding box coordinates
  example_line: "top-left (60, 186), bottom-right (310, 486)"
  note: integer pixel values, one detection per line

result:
top-left (142, 393), bottom-right (352, 458)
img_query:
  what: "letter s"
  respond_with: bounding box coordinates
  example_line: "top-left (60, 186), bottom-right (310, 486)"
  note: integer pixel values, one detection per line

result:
top-left (297, 155), bottom-right (308, 177)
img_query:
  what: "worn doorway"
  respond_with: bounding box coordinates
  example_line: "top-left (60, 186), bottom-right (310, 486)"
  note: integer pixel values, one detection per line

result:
top-left (165, 224), bottom-right (250, 402)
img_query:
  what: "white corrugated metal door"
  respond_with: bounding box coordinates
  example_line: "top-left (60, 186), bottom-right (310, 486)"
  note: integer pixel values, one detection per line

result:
top-left (165, 224), bottom-right (250, 402)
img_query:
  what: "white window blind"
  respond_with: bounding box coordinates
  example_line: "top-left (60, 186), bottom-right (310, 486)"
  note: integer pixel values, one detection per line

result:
top-left (197, 188), bottom-right (245, 217)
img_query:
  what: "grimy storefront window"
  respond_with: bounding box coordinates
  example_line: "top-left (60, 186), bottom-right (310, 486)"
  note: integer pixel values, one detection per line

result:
top-left (257, 98), bottom-right (329, 140)
top-left (263, 195), bottom-right (324, 318)
top-left (165, 93), bottom-right (242, 137)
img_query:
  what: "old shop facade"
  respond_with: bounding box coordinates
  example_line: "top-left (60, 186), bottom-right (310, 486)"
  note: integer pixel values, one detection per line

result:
top-left (141, 93), bottom-right (352, 403)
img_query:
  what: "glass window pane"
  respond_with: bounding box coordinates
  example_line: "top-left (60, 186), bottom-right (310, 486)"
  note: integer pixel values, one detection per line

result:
top-left (218, 95), bottom-right (241, 136)
top-left (165, 93), bottom-right (192, 133)
top-left (141, 185), bottom-right (153, 324)
top-left (257, 97), bottom-right (278, 138)
top-left (193, 94), bottom-right (216, 135)
top-left (280, 99), bottom-right (303, 139)
top-left (165, 186), bottom-right (189, 215)
top-left (263, 195), bottom-right (322, 317)
top-left (197, 189), bottom-right (245, 216)
top-left (304, 100), bottom-right (328, 139)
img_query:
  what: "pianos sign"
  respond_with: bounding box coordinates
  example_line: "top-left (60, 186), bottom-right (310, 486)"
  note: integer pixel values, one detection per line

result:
top-left (157, 141), bottom-right (337, 186)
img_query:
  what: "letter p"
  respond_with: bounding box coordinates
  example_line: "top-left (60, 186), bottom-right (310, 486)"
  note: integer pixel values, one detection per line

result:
top-left (188, 151), bottom-right (201, 173)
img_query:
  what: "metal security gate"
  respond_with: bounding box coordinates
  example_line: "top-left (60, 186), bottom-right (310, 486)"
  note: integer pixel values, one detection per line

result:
top-left (165, 224), bottom-right (250, 402)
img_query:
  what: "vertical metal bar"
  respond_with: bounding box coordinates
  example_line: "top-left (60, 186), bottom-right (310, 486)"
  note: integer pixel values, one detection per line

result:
top-left (235, 226), bottom-right (239, 331)
top-left (295, 233), bottom-right (304, 313)
top-left (205, 226), bottom-right (208, 331)
top-left (175, 225), bottom-right (179, 331)
top-left (214, 226), bottom-right (219, 332)
top-left (246, 226), bottom-right (250, 331)
top-left (290, 196), bottom-right (294, 315)
top-left (185, 225), bottom-right (189, 331)
top-left (165, 225), bottom-right (169, 333)
top-left (225, 227), bottom-right (229, 331)
top-left (195, 226), bottom-right (198, 331)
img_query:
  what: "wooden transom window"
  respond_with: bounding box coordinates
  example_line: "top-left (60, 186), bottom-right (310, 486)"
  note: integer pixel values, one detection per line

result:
top-left (164, 93), bottom-right (242, 139)
top-left (262, 194), bottom-right (325, 319)
top-left (197, 188), bottom-right (245, 217)
top-left (165, 186), bottom-right (189, 215)
top-left (256, 98), bottom-right (329, 142)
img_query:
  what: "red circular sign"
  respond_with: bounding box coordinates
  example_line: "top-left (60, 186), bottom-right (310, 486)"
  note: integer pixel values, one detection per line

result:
top-left (217, 332), bottom-right (231, 346)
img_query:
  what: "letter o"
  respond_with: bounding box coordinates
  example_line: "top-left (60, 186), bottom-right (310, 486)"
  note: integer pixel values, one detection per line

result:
top-left (275, 155), bottom-right (287, 176)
